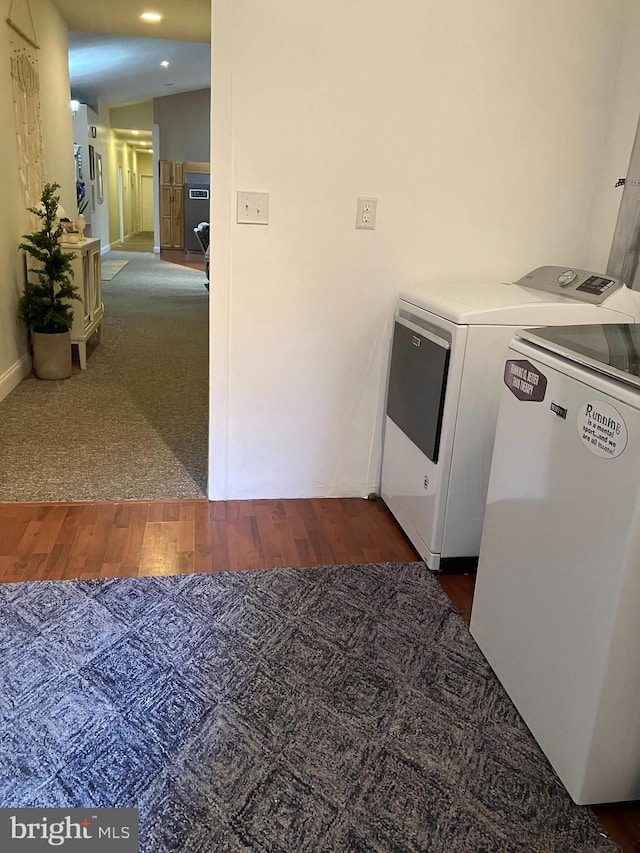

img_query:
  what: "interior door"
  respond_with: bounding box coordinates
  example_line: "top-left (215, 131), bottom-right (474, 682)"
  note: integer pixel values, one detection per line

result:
top-left (118, 166), bottom-right (124, 244)
top-left (141, 175), bottom-right (154, 231)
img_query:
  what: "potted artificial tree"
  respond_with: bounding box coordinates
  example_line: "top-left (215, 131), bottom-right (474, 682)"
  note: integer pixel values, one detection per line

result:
top-left (18, 182), bottom-right (80, 380)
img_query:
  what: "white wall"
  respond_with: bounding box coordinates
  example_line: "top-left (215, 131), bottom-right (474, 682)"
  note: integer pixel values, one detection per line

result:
top-left (209, 0), bottom-right (640, 500)
top-left (0, 0), bottom-right (75, 401)
top-left (84, 103), bottom-right (111, 249)
top-left (71, 103), bottom-right (110, 249)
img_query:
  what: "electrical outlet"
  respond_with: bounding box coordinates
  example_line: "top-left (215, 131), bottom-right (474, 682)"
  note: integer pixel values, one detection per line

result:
top-left (237, 191), bottom-right (269, 225)
top-left (356, 196), bottom-right (377, 230)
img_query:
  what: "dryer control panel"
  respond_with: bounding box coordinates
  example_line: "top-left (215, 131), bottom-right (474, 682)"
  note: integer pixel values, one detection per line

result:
top-left (514, 266), bottom-right (622, 305)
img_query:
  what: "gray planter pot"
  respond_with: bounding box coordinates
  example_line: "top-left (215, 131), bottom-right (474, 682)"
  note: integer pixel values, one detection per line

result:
top-left (31, 330), bottom-right (72, 380)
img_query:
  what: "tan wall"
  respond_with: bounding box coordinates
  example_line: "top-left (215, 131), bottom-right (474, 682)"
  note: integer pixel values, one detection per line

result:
top-left (0, 0), bottom-right (76, 399)
top-left (153, 89), bottom-right (210, 162)
top-left (109, 101), bottom-right (153, 131)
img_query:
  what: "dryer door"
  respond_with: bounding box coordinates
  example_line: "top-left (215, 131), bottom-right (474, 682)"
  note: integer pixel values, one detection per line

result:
top-left (386, 311), bottom-right (451, 462)
top-left (381, 306), bottom-right (464, 570)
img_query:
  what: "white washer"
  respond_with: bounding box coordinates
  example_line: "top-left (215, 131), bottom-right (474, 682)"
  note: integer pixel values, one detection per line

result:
top-left (470, 322), bottom-right (640, 804)
top-left (381, 266), bottom-right (640, 570)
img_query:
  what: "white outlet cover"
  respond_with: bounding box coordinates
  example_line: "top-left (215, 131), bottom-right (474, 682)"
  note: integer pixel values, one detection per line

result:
top-left (356, 196), bottom-right (377, 230)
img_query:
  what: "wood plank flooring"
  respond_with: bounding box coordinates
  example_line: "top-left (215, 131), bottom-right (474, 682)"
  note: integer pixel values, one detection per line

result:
top-left (159, 248), bottom-right (206, 273)
top-left (0, 496), bottom-right (637, 850)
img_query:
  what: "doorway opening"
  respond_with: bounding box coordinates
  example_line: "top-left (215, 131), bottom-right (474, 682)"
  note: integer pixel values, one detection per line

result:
top-left (608, 113), bottom-right (640, 289)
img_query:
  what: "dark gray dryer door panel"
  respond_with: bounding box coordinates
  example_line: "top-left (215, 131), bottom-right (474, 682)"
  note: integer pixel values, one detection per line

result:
top-left (386, 316), bottom-right (450, 463)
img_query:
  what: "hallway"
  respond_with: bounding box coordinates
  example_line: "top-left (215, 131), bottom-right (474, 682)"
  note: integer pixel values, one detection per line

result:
top-left (0, 252), bottom-right (209, 502)
top-left (112, 230), bottom-right (154, 252)
top-left (110, 230), bottom-right (207, 277)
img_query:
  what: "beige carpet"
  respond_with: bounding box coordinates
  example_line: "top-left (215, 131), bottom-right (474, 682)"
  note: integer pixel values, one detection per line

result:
top-left (0, 252), bottom-right (209, 501)
top-left (112, 231), bottom-right (154, 253)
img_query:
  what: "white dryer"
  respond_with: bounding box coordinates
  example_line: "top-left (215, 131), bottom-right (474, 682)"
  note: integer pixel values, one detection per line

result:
top-left (380, 266), bottom-right (640, 570)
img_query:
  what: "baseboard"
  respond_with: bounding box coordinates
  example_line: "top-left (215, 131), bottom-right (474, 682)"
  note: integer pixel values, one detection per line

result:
top-left (0, 353), bottom-right (31, 402)
top-left (153, 246), bottom-right (160, 254)
top-left (100, 243), bottom-right (112, 255)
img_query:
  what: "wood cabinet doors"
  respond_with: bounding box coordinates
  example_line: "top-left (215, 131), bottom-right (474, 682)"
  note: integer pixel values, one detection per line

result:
top-left (159, 160), bottom-right (185, 249)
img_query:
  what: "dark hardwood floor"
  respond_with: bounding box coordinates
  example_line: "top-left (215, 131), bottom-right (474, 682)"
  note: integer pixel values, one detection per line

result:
top-left (0, 496), bottom-right (637, 850)
top-left (159, 248), bottom-right (206, 273)
top-left (110, 233), bottom-right (206, 274)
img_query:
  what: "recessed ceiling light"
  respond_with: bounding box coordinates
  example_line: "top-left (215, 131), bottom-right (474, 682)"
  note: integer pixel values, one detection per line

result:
top-left (160, 60), bottom-right (170, 68)
top-left (140, 12), bottom-right (162, 22)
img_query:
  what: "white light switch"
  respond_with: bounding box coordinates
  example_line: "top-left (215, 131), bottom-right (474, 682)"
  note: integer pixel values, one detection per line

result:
top-left (356, 196), bottom-right (377, 230)
top-left (237, 191), bottom-right (269, 225)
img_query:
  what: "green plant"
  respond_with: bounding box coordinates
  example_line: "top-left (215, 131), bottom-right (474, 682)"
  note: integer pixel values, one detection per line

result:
top-left (18, 183), bottom-right (80, 334)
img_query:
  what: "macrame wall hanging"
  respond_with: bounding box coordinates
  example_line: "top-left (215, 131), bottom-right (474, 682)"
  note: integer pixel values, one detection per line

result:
top-left (7, 0), bottom-right (44, 215)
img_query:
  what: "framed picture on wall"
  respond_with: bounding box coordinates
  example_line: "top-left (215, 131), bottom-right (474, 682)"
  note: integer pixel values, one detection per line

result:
top-left (89, 145), bottom-right (95, 181)
top-left (96, 153), bottom-right (103, 204)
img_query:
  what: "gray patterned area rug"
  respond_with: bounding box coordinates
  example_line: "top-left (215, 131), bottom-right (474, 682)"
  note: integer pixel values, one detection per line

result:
top-left (0, 563), bottom-right (618, 852)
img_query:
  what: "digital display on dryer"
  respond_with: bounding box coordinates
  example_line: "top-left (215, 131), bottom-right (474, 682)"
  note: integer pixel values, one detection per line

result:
top-left (576, 275), bottom-right (614, 295)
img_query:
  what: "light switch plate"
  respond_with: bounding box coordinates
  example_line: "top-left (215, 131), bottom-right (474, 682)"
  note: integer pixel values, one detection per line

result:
top-left (237, 191), bottom-right (269, 225)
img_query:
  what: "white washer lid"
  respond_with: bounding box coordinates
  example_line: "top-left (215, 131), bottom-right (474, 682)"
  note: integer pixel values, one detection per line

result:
top-left (399, 279), bottom-right (636, 325)
top-left (516, 324), bottom-right (640, 390)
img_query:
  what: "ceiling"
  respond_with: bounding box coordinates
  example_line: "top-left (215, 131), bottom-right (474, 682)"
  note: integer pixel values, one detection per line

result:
top-left (53, 1), bottom-right (211, 110)
top-left (53, 1), bottom-right (210, 43)
top-left (68, 32), bottom-right (210, 109)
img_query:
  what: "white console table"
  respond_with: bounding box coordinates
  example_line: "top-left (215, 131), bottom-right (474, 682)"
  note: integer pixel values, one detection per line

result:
top-left (59, 237), bottom-right (104, 369)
